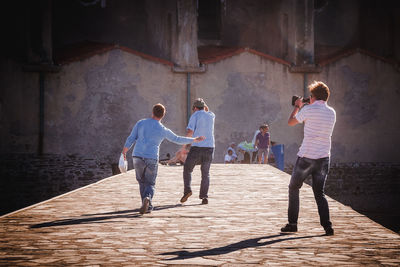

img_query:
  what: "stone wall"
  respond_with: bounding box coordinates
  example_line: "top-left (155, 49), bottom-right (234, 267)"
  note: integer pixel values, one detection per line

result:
top-left (325, 162), bottom-right (400, 212)
top-left (284, 162), bottom-right (400, 232)
top-left (0, 153), bottom-right (116, 216)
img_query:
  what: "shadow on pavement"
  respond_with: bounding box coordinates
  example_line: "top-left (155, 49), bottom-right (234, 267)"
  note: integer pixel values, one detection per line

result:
top-left (30, 203), bottom-right (199, 228)
top-left (161, 233), bottom-right (325, 260)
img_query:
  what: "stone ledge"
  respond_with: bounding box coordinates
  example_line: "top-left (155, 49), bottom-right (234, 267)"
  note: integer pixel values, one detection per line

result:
top-left (289, 64), bottom-right (322, 73)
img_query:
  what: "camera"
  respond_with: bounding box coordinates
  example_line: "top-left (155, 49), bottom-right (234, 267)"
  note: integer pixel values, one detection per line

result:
top-left (292, 95), bottom-right (310, 106)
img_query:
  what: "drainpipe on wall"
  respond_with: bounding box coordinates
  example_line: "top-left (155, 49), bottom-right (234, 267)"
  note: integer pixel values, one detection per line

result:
top-left (303, 73), bottom-right (308, 97)
top-left (172, 65), bottom-right (206, 126)
top-left (187, 73), bottom-right (191, 124)
top-left (22, 0), bottom-right (60, 155)
top-left (23, 64), bottom-right (60, 155)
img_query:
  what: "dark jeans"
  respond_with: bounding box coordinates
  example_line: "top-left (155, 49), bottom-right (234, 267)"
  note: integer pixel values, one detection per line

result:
top-left (288, 157), bottom-right (332, 228)
top-left (183, 147), bottom-right (214, 199)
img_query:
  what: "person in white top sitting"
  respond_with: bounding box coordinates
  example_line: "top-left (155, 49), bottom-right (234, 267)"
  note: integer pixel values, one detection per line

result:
top-left (281, 81), bottom-right (336, 236)
top-left (227, 142), bottom-right (237, 162)
top-left (224, 149), bottom-right (235, 163)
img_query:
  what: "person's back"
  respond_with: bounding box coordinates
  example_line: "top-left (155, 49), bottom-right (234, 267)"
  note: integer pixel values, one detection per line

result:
top-left (127, 118), bottom-right (196, 160)
top-left (181, 98), bottom-right (215, 205)
top-left (190, 110), bottom-right (215, 148)
top-left (296, 101), bottom-right (336, 159)
top-left (132, 119), bottom-right (166, 159)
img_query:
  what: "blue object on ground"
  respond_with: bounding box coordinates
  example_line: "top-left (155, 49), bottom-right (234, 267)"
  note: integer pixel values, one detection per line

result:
top-left (271, 144), bottom-right (284, 171)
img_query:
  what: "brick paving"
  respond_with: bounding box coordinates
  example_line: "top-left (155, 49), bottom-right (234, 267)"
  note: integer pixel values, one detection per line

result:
top-left (0, 164), bottom-right (399, 266)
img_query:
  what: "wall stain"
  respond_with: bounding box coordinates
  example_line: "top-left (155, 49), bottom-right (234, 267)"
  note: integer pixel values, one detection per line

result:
top-left (341, 65), bottom-right (376, 125)
top-left (56, 49), bottom-right (149, 157)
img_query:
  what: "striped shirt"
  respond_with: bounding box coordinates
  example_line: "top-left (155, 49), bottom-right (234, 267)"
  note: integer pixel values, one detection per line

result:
top-left (295, 100), bottom-right (336, 159)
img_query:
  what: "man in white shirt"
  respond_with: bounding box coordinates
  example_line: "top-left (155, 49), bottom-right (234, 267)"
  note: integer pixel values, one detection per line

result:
top-left (227, 143), bottom-right (238, 162)
top-left (281, 81), bottom-right (336, 236)
top-left (224, 149), bottom-right (235, 163)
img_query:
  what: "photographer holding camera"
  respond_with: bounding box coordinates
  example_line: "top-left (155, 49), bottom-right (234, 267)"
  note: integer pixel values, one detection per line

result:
top-left (281, 81), bottom-right (336, 236)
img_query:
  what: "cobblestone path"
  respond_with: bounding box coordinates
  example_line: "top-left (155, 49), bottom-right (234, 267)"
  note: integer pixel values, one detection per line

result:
top-left (1, 164), bottom-right (399, 266)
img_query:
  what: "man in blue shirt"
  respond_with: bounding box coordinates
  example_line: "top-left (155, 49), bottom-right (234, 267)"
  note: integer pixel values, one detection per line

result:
top-left (180, 98), bottom-right (215, 205)
top-left (122, 103), bottom-right (204, 214)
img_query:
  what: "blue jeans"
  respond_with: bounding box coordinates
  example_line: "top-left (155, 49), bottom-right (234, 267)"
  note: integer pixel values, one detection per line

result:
top-left (288, 157), bottom-right (332, 228)
top-left (183, 147), bottom-right (214, 199)
top-left (132, 157), bottom-right (158, 210)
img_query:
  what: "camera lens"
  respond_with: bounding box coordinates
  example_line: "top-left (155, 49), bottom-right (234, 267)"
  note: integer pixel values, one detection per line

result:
top-left (292, 95), bottom-right (299, 106)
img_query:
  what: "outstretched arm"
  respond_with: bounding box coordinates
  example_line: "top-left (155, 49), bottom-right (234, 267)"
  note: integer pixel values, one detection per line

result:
top-left (165, 128), bottom-right (204, 145)
top-left (186, 129), bottom-right (194, 137)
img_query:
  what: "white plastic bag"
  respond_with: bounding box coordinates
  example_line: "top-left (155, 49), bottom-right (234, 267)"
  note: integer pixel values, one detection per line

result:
top-left (118, 153), bottom-right (128, 173)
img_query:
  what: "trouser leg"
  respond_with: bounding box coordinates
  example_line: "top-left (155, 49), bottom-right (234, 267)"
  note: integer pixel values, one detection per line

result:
top-left (183, 148), bottom-right (197, 194)
top-left (288, 157), bottom-right (313, 224)
top-left (133, 157), bottom-right (146, 200)
top-left (133, 157), bottom-right (158, 210)
top-left (312, 158), bottom-right (332, 228)
top-left (199, 148), bottom-right (213, 199)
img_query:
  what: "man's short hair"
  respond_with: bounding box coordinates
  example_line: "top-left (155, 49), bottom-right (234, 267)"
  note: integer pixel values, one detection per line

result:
top-left (153, 103), bottom-right (166, 118)
top-left (193, 98), bottom-right (205, 110)
top-left (259, 124), bottom-right (269, 130)
top-left (309, 81), bottom-right (330, 101)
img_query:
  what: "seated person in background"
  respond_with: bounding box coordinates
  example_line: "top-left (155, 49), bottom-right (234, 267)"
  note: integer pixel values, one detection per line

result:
top-left (165, 144), bottom-right (191, 165)
top-left (242, 151), bottom-right (250, 163)
top-left (227, 142), bottom-right (238, 162)
top-left (224, 149), bottom-right (235, 163)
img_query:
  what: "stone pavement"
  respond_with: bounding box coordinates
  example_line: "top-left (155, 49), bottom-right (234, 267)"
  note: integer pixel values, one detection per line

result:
top-left (0, 164), bottom-right (399, 266)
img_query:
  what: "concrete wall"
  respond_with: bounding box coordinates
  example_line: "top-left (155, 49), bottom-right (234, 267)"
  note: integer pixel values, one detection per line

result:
top-left (221, 0), bottom-right (288, 60)
top-left (191, 51), bottom-right (400, 164)
top-left (309, 53), bottom-right (400, 163)
top-left (44, 49), bottom-right (188, 164)
top-left (314, 0), bottom-right (360, 57)
top-left (53, 0), bottom-right (177, 62)
top-left (1, 48), bottom-right (400, 165)
top-left (191, 52), bottom-right (303, 163)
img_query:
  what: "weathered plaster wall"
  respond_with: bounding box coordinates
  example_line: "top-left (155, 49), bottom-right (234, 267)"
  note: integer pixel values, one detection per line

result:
top-left (190, 51), bottom-right (400, 164)
top-left (309, 53), bottom-right (400, 162)
top-left (44, 49), bottom-right (188, 164)
top-left (1, 49), bottom-right (400, 166)
top-left (191, 52), bottom-right (304, 163)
